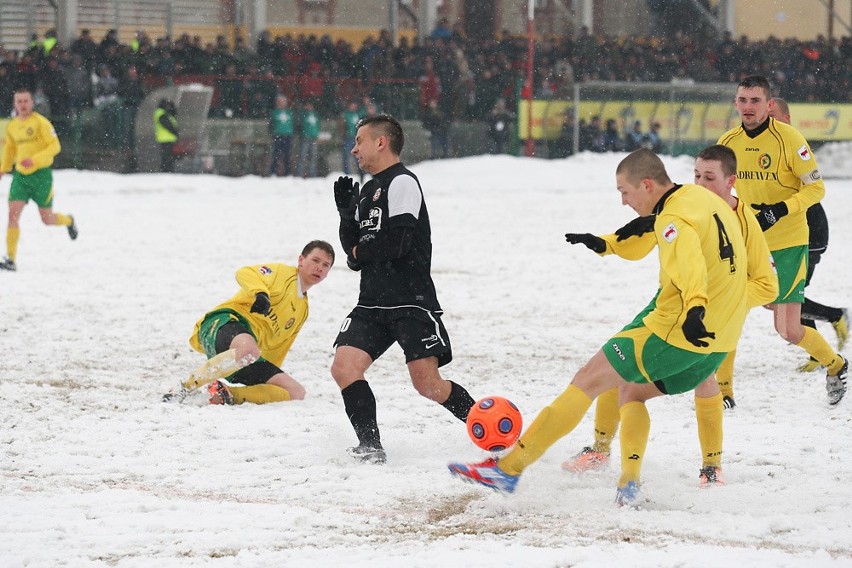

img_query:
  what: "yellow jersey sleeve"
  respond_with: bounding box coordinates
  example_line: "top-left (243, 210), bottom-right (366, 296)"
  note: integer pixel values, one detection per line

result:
top-left (736, 200), bottom-right (779, 307)
top-left (600, 231), bottom-right (656, 260)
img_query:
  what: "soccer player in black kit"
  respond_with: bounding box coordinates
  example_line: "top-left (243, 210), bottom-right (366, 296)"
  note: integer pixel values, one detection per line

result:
top-left (331, 114), bottom-right (476, 463)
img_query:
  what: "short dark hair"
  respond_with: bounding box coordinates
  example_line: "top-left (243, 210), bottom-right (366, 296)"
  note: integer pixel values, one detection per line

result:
top-left (696, 144), bottom-right (737, 177)
top-left (357, 114), bottom-right (404, 155)
top-left (13, 86), bottom-right (32, 96)
top-left (617, 148), bottom-right (671, 186)
top-left (301, 240), bottom-right (335, 265)
top-left (737, 75), bottom-right (772, 100)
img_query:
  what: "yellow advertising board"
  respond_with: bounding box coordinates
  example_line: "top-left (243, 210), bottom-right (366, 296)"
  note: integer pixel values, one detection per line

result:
top-left (519, 100), bottom-right (852, 143)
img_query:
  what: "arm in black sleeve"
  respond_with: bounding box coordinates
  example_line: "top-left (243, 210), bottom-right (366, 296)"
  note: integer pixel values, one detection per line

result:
top-left (338, 214), bottom-right (359, 256)
top-left (356, 225), bottom-right (414, 262)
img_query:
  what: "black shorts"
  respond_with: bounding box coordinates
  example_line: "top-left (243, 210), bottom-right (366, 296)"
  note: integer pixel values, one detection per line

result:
top-left (334, 306), bottom-right (453, 367)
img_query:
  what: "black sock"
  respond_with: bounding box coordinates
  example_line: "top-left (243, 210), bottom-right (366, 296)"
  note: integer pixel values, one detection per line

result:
top-left (341, 380), bottom-right (381, 448)
top-left (441, 381), bottom-right (476, 423)
top-left (802, 298), bottom-right (844, 323)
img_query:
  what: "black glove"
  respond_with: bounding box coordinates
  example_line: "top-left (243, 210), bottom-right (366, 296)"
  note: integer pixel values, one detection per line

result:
top-left (250, 292), bottom-right (271, 315)
top-left (682, 306), bottom-right (716, 348)
top-left (752, 202), bottom-right (788, 231)
top-left (615, 215), bottom-right (656, 241)
top-left (565, 233), bottom-right (606, 254)
top-left (334, 176), bottom-right (360, 211)
top-left (346, 255), bottom-right (362, 272)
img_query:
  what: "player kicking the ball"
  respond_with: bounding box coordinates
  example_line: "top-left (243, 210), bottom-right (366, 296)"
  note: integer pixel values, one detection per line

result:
top-left (449, 149), bottom-right (774, 507)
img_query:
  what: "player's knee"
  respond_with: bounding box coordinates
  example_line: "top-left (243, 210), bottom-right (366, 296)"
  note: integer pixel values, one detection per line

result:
top-left (287, 383), bottom-right (306, 400)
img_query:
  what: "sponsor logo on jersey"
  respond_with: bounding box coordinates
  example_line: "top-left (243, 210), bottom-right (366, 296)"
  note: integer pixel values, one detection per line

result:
top-left (662, 223), bottom-right (678, 242)
top-left (758, 153), bottom-right (771, 169)
top-left (360, 207), bottom-right (383, 231)
top-left (259, 266), bottom-right (272, 275)
top-left (372, 188), bottom-right (382, 201)
top-left (737, 170), bottom-right (779, 181)
top-left (797, 144), bottom-right (811, 161)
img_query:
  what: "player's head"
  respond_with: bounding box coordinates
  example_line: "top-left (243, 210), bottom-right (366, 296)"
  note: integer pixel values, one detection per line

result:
top-left (769, 97), bottom-right (791, 124)
top-left (615, 149), bottom-right (672, 216)
top-left (13, 87), bottom-right (33, 118)
top-left (734, 75), bottom-right (772, 130)
top-left (694, 145), bottom-right (737, 199)
top-left (298, 240), bottom-right (335, 290)
top-left (357, 115), bottom-right (404, 155)
top-left (352, 114), bottom-right (404, 174)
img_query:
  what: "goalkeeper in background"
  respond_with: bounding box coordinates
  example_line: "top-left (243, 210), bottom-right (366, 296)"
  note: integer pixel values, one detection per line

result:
top-left (1, 87), bottom-right (78, 272)
top-left (167, 240), bottom-right (334, 405)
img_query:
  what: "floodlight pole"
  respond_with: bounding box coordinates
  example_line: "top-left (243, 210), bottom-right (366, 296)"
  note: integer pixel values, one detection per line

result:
top-left (525, 0), bottom-right (535, 157)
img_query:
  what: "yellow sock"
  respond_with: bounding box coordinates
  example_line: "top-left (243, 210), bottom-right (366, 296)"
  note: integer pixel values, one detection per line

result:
top-left (695, 392), bottom-right (723, 468)
top-left (6, 227), bottom-right (20, 261)
top-left (618, 401), bottom-right (650, 486)
top-left (228, 384), bottom-right (291, 404)
top-left (593, 387), bottom-right (619, 454)
top-left (499, 384), bottom-right (592, 476)
top-left (54, 213), bottom-right (72, 226)
top-left (797, 327), bottom-right (843, 373)
top-left (716, 350), bottom-right (735, 399)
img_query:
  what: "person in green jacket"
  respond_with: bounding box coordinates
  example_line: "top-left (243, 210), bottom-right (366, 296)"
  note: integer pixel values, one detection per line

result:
top-left (269, 95), bottom-right (294, 176)
top-left (298, 101), bottom-right (320, 178)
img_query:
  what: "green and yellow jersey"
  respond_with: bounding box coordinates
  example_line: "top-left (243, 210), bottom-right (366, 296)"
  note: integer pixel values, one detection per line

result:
top-left (1, 112), bottom-right (61, 175)
top-left (190, 263), bottom-right (309, 367)
top-left (599, 184), bottom-right (753, 353)
top-left (601, 195), bottom-right (777, 311)
top-left (717, 118), bottom-right (824, 251)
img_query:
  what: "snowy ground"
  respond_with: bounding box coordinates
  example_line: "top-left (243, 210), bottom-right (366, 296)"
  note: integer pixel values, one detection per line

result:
top-left (1, 148), bottom-right (851, 567)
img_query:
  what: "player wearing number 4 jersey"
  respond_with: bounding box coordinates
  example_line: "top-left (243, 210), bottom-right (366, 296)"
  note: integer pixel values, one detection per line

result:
top-left (718, 75), bottom-right (847, 406)
top-left (561, 145), bottom-right (778, 481)
top-left (450, 149), bottom-right (769, 506)
top-left (332, 114), bottom-right (476, 464)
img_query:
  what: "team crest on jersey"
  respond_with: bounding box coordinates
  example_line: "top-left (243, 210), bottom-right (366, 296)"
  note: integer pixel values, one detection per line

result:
top-left (26, 127), bottom-right (33, 136)
top-left (259, 266), bottom-right (272, 275)
top-left (285, 317), bottom-right (295, 330)
top-left (372, 188), bottom-right (382, 201)
top-left (758, 153), bottom-right (772, 170)
top-left (797, 144), bottom-right (811, 161)
top-left (662, 223), bottom-right (678, 242)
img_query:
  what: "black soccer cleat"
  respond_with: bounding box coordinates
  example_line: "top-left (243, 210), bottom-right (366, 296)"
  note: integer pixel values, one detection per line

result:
top-left (347, 444), bottom-right (387, 464)
top-left (67, 216), bottom-right (79, 240)
top-left (826, 358), bottom-right (848, 406)
top-left (722, 395), bottom-right (736, 409)
top-left (0, 257), bottom-right (16, 271)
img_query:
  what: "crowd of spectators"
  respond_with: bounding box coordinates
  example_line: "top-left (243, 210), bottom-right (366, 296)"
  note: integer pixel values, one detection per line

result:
top-left (0, 23), bottom-right (849, 146)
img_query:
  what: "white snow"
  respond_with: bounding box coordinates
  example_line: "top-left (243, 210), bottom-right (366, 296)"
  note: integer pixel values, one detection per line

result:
top-left (1, 148), bottom-right (851, 567)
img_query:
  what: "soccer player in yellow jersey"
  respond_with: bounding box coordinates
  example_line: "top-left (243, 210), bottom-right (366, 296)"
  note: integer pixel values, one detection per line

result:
top-left (165, 240), bottom-right (334, 405)
top-left (0, 87), bottom-right (77, 271)
top-left (769, 97), bottom-right (848, 372)
top-left (560, 145), bottom-right (778, 485)
top-left (718, 75), bottom-right (847, 405)
top-left (449, 149), bottom-right (765, 507)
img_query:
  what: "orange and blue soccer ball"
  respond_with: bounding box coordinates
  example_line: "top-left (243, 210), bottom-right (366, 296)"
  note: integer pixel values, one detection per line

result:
top-left (466, 396), bottom-right (523, 452)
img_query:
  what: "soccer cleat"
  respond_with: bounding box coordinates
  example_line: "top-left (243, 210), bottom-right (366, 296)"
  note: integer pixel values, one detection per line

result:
top-left (67, 215), bottom-right (79, 240)
top-left (699, 465), bottom-right (726, 488)
top-left (615, 481), bottom-right (641, 508)
top-left (162, 386), bottom-right (189, 403)
top-left (447, 457), bottom-right (519, 494)
top-left (832, 309), bottom-right (849, 351)
top-left (561, 446), bottom-right (610, 473)
top-left (0, 257), bottom-right (15, 271)
top-left (826, 358), bottom-right (848, 406)
top-left (797, 357), bottom-right (822, 373)
top-left (722, 395), bottom-right (736, 409)
top-left (347, 444), bottom-right (387, 464)
top-left (207, 379), bottom-right (234, 405)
